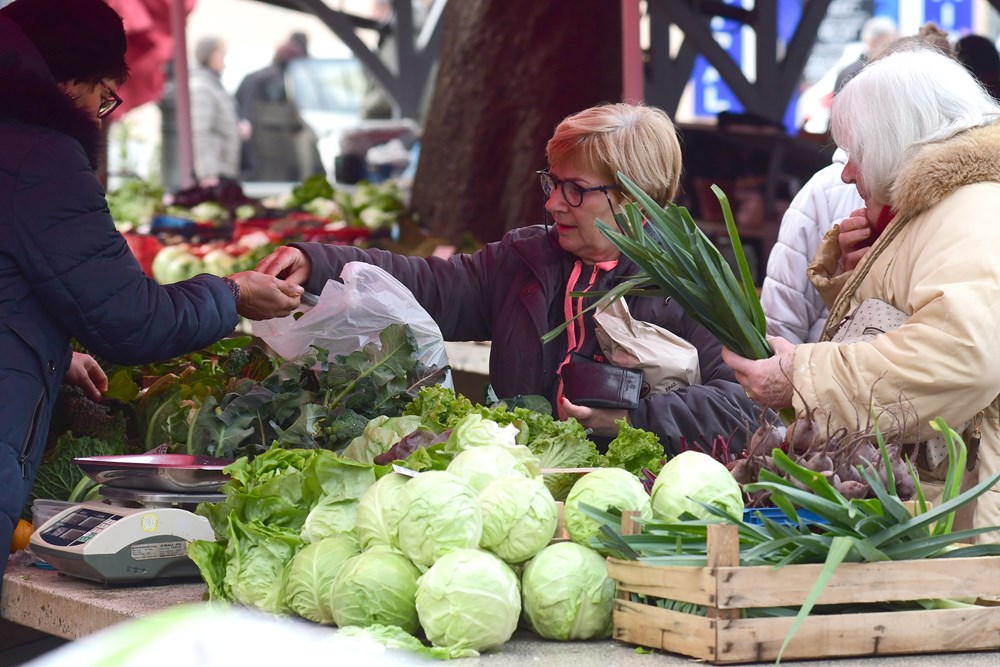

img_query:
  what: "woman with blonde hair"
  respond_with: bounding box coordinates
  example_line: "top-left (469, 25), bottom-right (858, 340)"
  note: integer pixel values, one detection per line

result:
top-left (257, 102), bottom-right (761, 454)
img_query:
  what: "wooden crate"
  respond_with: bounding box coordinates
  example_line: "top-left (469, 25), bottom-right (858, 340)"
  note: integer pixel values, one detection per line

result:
top-left (607, 522), bottom-right (1000, 664)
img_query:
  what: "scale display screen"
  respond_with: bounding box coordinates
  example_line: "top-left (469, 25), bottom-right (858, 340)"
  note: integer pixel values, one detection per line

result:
top-left (40, 507), bottom-right (123, 548)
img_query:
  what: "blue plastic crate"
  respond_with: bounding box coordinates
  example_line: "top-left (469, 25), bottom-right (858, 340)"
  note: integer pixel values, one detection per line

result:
top-left (742, 507), bottom-right (828, 526)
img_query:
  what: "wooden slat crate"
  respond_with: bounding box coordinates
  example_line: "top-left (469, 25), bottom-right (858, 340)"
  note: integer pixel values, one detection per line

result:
top-left (607, 522), bottom-right (1000, 664)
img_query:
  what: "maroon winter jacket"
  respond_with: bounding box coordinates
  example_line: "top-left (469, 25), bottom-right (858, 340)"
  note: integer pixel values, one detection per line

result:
top-left (295, 225), bottom-right (761, 454)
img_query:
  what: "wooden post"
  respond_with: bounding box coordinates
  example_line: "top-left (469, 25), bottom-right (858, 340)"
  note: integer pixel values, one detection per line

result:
top-left (621, 0), bottom-right (644, 103)
top-left (617, 510), bottom-right (640, 601)
top-left (620, 509), bottom-right (639, 536)
top-left (169, 0), bottom-right (194, 189)
top-left (706, 523), bottom-right (740, 621)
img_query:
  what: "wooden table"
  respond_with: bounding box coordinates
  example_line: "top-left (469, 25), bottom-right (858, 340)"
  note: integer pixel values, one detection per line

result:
top-left (4, 561), bottom-right (1000, 667)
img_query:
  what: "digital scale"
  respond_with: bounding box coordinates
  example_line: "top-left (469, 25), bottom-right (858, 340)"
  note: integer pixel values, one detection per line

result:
top-left (29, 454), bottom-right (231, 585)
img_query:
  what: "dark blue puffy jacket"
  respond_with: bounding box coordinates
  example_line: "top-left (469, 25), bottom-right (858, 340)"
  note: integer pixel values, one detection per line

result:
top-left (0, 17), bottom-right (239, 575)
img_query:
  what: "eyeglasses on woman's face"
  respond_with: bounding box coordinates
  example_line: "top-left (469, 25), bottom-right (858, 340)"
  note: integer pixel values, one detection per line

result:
top-left (537, 169), bottom-right (619, 207)
top-left (97, 80), bottom-right (123, 119)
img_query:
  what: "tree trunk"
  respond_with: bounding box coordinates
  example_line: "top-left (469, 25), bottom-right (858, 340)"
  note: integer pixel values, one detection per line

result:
top-left (411, 1), bottom-right (622, 244)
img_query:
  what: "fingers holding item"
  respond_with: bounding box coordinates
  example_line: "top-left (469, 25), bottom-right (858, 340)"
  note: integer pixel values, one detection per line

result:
top-left (231, 271), bottom-right (304, 320)
top-left (255, 246), bottom-right (311, 285)
top-left (723, 342), bottom-right (796, 409)
top-left (721, 346), bottom-right (752, 374)
top-left (560, 397), bottom-right (592, 422)
top-left (560, 398), bottom-right (624, 437)
top-left (836, 213), bottom-right (873, 271)
top-left (765, 336), bottom-right (795, 356)
top-left (66, 352), bottom-right (108, 401)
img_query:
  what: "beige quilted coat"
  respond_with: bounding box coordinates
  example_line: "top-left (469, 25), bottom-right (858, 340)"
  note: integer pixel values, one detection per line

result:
top-left (800, 122), bottom-right (1000, 541)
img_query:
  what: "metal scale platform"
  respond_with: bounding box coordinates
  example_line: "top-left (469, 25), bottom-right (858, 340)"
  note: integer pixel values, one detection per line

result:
top-left (29, 454), bottom-right (230, 584)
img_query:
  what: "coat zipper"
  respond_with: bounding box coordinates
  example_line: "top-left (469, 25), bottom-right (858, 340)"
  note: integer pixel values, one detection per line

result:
top-left (18, 391), bottom-right (45, 479)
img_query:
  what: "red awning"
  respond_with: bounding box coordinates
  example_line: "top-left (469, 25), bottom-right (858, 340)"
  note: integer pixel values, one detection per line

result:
top-left (106, 0), bottom-right (197, 114)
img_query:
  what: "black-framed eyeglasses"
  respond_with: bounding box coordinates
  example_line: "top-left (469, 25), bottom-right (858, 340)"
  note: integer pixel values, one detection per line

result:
top-left (97, 80), bottom-right (123, 119)
top-left (537, 169), bottom-right (619, 207)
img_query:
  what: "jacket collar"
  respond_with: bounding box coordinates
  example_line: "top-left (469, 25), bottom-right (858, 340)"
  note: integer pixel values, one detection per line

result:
top-left (891, 121), bottom-right (1000, 222)
top-left (0, 17), bottom-right (102, 169)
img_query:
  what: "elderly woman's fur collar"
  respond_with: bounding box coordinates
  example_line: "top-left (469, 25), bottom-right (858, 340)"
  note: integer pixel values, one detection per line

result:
top-left (0, 68), bottom-right (102, 169)
top-left (891, 121), bottom-right (1000, 222)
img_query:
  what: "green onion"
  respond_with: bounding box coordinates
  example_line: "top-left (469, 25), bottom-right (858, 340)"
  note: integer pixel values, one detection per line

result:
top-left (549, 174), bottom-right (771, 360)
top-left (584, 417), bottom-right (1000, 664)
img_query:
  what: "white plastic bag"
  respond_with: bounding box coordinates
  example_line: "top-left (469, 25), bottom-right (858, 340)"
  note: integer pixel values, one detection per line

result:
top-left (253, 262), bottom-right (451, 382)
top-left (593, 297), bottom-right (700, 394)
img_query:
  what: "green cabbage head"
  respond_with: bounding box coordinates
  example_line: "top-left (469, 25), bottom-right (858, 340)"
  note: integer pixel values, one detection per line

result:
top-left (396, 470), bottom-right (482, 568)
top-left (284, 533), bottom-right (360, 624)
top-left (415, 549), bottom-right (521, 652)
top-left (521, 542), bottom-right (614, 640)
top-left (331, 548), bottom-right (422, 633)
top-left (355, 472), bottom-right (410, 550)
top-left (445, 413), bottom-right (519, 449)
top-left (299, 497), bottom-right (359, 544)
top-left (446, 444), bottom-right (532, 494)
top-left (444, 414), bottom-right (541, 476)
top-left (479, 476), bottom-right (557, 564)
top-left (224, 515), bottom-right (303, 614)
top-left (564, 468), bottom-right (651, 546)
top-left (650, 450), bottom-right (744, 522)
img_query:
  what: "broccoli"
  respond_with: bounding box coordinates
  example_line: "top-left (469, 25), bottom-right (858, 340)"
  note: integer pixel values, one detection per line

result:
top-left (323, 408), bottom-right (370, 450)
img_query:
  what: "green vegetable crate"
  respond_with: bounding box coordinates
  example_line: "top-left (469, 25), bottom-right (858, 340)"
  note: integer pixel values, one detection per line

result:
top-left (607, 520), bottom-right (1000, 663)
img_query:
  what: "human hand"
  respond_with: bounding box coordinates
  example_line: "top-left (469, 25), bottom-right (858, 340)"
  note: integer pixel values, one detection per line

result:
top-left (837, 208), bottom-right (873, 272)
top-left (721, 336), bottom-right (796, 408)
top-left (239, 119), bottom-right (252, 141)
top-left (559, 398), bottom-right (628, 437)
top-left (198, 176), bottom-right (220, 188)
top-left (64, 352), bottom-right (108, 401)
top-left (230, 271), bottom-right (304, 320)
top-left (255, 246), bottom-right (312, 286)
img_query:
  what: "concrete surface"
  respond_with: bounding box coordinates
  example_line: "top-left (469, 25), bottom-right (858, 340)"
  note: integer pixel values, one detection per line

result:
top-left (3, 561), bottom-right (999, 666)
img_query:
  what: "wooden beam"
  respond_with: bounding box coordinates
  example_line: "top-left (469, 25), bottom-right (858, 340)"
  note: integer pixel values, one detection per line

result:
top-left (644, 1), bottom-right (697, 115)
top-left (691, 0), bottom-right (753, 24)
top-left (287, 0), bottom-right (442, 119)
top-left (659, 1), bottom-right (762, 116)
top-left (777, 0), bottom-right (833, 105)
top-left (647, 0), bottom-right (833, 125)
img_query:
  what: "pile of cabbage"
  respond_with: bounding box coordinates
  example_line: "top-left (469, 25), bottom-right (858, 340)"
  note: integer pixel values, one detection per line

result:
top-left (188, 412), bottom-right (620, 657)
top-left (187, 387), bottom-right (745, 658)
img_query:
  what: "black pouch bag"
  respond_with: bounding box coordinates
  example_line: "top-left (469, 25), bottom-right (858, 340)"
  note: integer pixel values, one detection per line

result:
top-left (561, 353), bottom-right (644, 410)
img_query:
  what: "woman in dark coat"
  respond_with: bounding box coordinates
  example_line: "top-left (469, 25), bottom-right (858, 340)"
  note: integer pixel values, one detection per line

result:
top-left (258, 103), bottom-right (763, 455)
top-left (0, 0), bottom-right (302, 570)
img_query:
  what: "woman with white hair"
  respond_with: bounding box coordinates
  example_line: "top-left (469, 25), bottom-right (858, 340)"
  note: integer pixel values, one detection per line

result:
top-left (724, 48), bottom-right (1000, 540)
top-left (190, 36), bottom-right (245, 186)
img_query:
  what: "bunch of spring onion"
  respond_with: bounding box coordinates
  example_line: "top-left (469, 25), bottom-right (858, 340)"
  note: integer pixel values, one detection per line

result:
top-left (582, 417), bottom-right (1000, 663)
top-left (543, 174), bottom-right (770, 361)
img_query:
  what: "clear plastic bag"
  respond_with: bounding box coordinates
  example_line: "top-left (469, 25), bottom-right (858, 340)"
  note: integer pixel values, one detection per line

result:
top-left (253, 262), bottom-right (451, 382)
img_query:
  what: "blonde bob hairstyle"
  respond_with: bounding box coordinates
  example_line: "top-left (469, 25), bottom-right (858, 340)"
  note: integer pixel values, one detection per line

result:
top-left (831, 49), bottom-right (1000, 205)
top-left (545, 103), bottom-right (682, 207)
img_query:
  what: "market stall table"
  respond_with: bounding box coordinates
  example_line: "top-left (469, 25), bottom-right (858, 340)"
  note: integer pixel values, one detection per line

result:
top-left (3, 562), bottom-right (1000, 666)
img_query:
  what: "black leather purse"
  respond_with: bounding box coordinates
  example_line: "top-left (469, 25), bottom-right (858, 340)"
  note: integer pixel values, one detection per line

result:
top-left (561, 354), bottom-right (644, 410)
